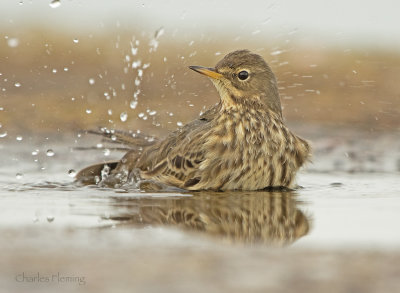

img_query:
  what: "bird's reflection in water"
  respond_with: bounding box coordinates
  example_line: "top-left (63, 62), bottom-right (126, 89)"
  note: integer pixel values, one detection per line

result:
top-left (106, 191), bottom-right (311, 246)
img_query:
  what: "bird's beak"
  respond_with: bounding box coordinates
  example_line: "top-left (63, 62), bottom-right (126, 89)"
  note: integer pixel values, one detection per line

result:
top-left (189, 66), bottom-right (223, 80)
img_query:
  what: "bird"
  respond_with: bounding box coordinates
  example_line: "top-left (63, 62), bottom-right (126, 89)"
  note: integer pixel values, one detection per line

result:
top-left (76, 49), bottom-right (311, 191)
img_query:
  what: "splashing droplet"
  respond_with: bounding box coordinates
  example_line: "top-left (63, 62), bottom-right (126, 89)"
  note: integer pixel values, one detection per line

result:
top-left (103, 149), bottom-right (110, 156)
top-left (154, 27), bottom-right (165, 39)
top-left (49, 0), bottom-right (61, 8)
top-left (120, 112), bottom-right (128, 122)
top-left (130, 100), bottom-right (138, 109)
top-left (68, 169), bottom-right (76, 177)
top-left (7, 38), bottom-right (19, 48)
top-left (46, 149), bottom-right (55, 157)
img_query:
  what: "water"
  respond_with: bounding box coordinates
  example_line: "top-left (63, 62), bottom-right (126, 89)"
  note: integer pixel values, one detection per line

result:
top-left (1, 133), bottom-right (399, 292)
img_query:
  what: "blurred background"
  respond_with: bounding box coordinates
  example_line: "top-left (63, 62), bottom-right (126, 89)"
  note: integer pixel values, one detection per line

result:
top-left (1, 0), bottom-right (399, 140)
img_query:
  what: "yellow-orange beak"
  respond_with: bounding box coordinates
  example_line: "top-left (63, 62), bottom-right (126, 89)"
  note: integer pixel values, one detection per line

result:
top-left (189, 66), bottom-right (223, 79)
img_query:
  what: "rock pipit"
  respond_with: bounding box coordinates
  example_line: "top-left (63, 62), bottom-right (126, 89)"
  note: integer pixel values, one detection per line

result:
top-left (76, 50), bottom-right (311, 190)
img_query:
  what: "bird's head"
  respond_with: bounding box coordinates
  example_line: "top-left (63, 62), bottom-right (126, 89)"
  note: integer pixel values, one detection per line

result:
top-left (189, 50), bottom-right (282, 116)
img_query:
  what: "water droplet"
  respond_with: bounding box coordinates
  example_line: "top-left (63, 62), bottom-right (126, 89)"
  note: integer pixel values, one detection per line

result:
top-left (89, 78), bottom-right (95, 85)
top-left (14, 82), bottom-right (21, 87)
top-left (177, 121), bottom-right (183, 127)
top-left (103, 149), bottom-right (110, 156)
top-left (16, 136), bottom-right (23, 141)
top-left (0, 131), bottom-right (7, 138)
top-left (138, 112), bottom-right (145, 118)
top-left (52, 68), bottom-right (57, 73)
top-left (131, 47), bottom-right (138, 55)
top-left (149, 110), bottom-right (157, 116)
top-left (86, 109), bottom-right (92, 114)
top-left (46, 149), bottom-right (55, 157)
top-left (31, 150), bottom-right (39, 156)
top-left (107, 109), bottom-right (112, 115)
top-left (132, 60), bottom-right (141, 69)
top-left (49, 0), bottom-right (61, 8)
top-left (120, 112), bottom-right (128, 122)
top-left (270, 50), bottom-right (282, 56)
top-left (154, 27), bottom-right (165, 39)
top-left (130, 100), bottom-right (138, 109)
top-left (64, 67), bottom-right (68, 71)
top-left (32, 217), bottom-right (39, 223)
top-left (7, 38), bottom-right (19, 48)
top-left (330, 182), bottom-right (343, 187)
top-left (67, 170), bottom-right (76, 178)
top-left (16, 173), bottom-right (23, 179)
top-left (46, 215), bottom-right (55, 223)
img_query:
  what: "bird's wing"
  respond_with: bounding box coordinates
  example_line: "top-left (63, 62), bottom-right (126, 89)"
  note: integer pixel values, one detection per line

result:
top-left (138, 105), bottom-right (221, 189)
top-left (87, 128), bottom-right (158, 148)
top-left (140, 123), bottom-right (208, 189)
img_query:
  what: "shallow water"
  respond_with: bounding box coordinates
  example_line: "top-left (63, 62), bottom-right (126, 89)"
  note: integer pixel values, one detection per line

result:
top-left (1, 133), bottom-right (400, 292)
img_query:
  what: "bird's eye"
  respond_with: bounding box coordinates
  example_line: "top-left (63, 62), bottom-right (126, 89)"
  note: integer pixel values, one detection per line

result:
top-left (238, 70), bottom-right (249, 80)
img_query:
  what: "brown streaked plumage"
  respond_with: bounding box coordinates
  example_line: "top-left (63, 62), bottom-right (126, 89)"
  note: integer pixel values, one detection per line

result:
top-left (76, 50), bottom-right (311, 190)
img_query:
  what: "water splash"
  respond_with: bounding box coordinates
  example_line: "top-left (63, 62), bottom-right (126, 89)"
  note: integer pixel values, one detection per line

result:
top-left (100, 164), bottom-right (111, 181)
top-left (130, 100), bottom-right (138, 109)
top-left (49, 0), bottom-right (61, 8)
top-left (120, 112), bottom-right (128, 122)
top-left (46, 215), bottom-right (55, 223)
top-left (7, 38), bottom-right (19, 48)
top-left (149, 27), bottom-right (164, 53)
top-left (46, 149), bottom-right (55, 157)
